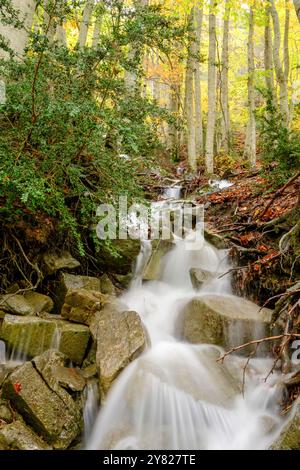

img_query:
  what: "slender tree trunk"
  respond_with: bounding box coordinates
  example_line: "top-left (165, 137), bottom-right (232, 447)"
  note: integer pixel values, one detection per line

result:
top-left (220, 0), bottom-right (230, 153)
top-left (244, 7), bottom-right (256, 166)
top-left (264, 6), bottom-right (276, 104)
top-left (205, 0), bottom-right (217, 174)
top-left (0, 0), bottom-right (36, 58)
top-left (270, 0), bottom-right (289, 126)
top-left (77, 0), bottom-right (95, 48)
top-left (56, 22), bottom-right (67, 46)
top-left (185, 8), bottom-right (197, 171)
top-left (194, 6), bottom-right (203, 156)
top-left (293, 0), bottom-right (300, 23)
top-left (92, 19), bottom-right (102, 48)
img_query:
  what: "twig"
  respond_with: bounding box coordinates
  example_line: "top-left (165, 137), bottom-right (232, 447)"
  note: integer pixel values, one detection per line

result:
top-left (217, 333), bottom-right (300, 363)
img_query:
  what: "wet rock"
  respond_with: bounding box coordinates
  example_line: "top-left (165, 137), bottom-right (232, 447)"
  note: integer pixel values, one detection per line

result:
top-left (0, 294), bottom-right (35, 316)
top-left (0, 314), bottom-right (90, 364)
top-left (271, 397), bottom-right (300, 450)
top-left (42, 251), bottom-right (80, 275)
top-left (0, 421), bottom-right (51, 450)
top-left (98, 239), bottom-right (141, 275)
top-left (24, 291), bottom-right (54, 314)
top-left (113, 273), bottom-right (133, 290)
top-left (181, 294), bottom-right (272, 353)
top-left (100, 274), bottom-right (116, 295)
top-left (204, 229), bottom-right (228, 249)
top-left (190, 268), bottom-right (215, 290)
top-left (33, 350), bottom-right (86, 392)
top-left (80, 363), bottom-right (98, 380)
top-left (56, 272), bottom-right (102, 311)
top-left (142, 240), bottom-right (174, 281)
top-left (2, 360), bottom-right (82, 449)
top-left (0, 399), bottom-right (13, 423)
top-left (90, 306), bottom-right (146, 397)
top-left (61, 289), bottom-right (108, 326)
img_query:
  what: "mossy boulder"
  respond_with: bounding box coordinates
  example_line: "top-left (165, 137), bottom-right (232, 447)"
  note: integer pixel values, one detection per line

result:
top-left (24, 291), bottom-right (54, 314)
top-left (204, 229), bottom-right (228, 249)
top-left (55, 272), bottom-right (102, 311)
top-left (0, 294), bottom-right (36, 316)
top-left (97, 239), bottom-right (141, 275)
top-left (181, 294), bottom-right (272, 354)
top-left (100, 274), bottom-right (116, 295)
top-left (0, 421), bottom-right (51, 450)
top-left (271, 398), bottom-right (300, 450)
top-left (0, 314), bottom-right (90, 364)
top-left (2, 360), bottom-right (82, 449)
top-left (190, 268), bottom-right (215, 290)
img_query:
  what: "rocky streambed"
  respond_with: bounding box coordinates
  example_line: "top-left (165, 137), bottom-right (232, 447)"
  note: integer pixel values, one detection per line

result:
top-left (0, 233), bottom-right (299, 449)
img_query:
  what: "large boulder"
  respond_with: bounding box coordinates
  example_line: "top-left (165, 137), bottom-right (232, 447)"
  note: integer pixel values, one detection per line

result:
top-left (55, 272), bottom-right (102, 311)
top-left (42, 251), bottom-right (80, 275)
top-left (2, 359), bottom-right (82, 449)
top-left (61, 289), bottom-right (108, 326)
top-left (190, 268), bottom-right (215, 290)
top-left (90, 306), bottom-right (146, 397)
top-left (271, 398), bottom-right (300, 450)
top-left (142, 240), bottom-right (174, 281)
top-left (0, 421), bottom-right (51, 450)
top-left (181, 294), bottom-right (272, 353)
top-left (0, 314), bottom-right (90, 364)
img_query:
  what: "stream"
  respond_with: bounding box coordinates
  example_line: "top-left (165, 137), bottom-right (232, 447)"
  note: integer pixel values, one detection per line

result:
top-left (87, 186), bottom-right (285, 450)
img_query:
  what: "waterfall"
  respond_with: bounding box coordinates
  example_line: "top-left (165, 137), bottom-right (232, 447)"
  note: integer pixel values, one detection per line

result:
top-left (87, 200), bottom-right (284, 450)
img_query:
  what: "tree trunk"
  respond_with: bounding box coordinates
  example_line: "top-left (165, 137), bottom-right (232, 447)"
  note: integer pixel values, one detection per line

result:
top-left (77, 0), bottom-right (95, 48)
top-left (264, 6), bottom-right (276, 104)
top-left (244, 7), bottom-right (256, 166)
top-left (270, 0), bottom-right (289, 126)
top-left (194, 6), bottom-right (203, 156)
top-left (56, 22), bottom-right (67, 46)
top-left (220, 0), bottom-right (230, 153)
top-left (185, 8), bottom-right (197, 171)
top-left (293, 0), bottom-right (300, 23)
top-left (0, 0), bottom-right (36, 58)
top-left (205, 0), bottom-right (217, 174)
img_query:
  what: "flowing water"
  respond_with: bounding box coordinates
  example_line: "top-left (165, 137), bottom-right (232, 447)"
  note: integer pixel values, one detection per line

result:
top-left (87, 189), bottom-right (285, 450)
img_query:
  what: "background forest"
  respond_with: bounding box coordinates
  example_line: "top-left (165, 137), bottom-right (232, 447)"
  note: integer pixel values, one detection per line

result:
top-left (0, 0), bottom-right (299, 264)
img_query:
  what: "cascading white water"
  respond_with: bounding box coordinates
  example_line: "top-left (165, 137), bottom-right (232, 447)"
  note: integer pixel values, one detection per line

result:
top-left (88, 201), bottom-right (285, 450)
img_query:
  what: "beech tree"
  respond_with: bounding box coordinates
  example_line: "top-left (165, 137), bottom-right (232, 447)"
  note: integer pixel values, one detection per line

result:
top-left (220, 0), bottom-right (230, 152)
top-left (244, 6), bottom-right (256, 166)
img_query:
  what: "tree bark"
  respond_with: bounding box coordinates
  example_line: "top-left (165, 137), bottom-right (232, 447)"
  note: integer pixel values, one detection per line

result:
top-left (244, 7), bottom-right (256, 166)
top-left (264, 6), bottom-right (276, 104)
top-left (77, 0), bottom-right (95, 48)
top-left (205, 0), bottom-right (217, 174)
top-left (0, 0), bottom-right (36, 58)
top-left (270, 0), bottom-right (289, 126)
top-left (220, 0), bottom-right (230, 153)
top-left (194, 6), bottom-right (203, 156)
top-left (293, 0), bottom-right (300, 23)
top-left (185, 8), bottom-right (197, 171)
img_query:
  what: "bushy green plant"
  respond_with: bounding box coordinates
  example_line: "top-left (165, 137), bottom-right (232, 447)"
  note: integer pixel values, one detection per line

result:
top-left (0, 0), bottom-right (184, 255)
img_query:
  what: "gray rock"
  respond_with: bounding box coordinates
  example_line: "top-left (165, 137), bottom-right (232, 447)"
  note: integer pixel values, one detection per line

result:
top-left (0, 294), bottom-right (35, 316)
top-left (2, 360), bottom-right (82, 449)
top-left (190, 268), bottom-right (215, 290)
top-left (142, 240), bottom-right (174, 281)
top-left (181, 294), bottom-right (272, 354)
top-left (42, 251), bottom-right (80, 275)
top-left (24, 291), bottom-right (54, 314)
top-left (56, 272), bottom-right (102, 311)
top-left (61, 288), bottom-right (108, 326)
top-left (90, 305), bottom-right (146, 397)
top-left (0, 399), bottom-right (13, 423)
top-left (0, 421), bottom-right (51, 450)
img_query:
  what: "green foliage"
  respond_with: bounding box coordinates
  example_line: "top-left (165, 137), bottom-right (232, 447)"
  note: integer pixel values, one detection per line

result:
top-left (258, 92), bottom-right (300, 186)
top-left (0, 0), bottom-right (183, 254)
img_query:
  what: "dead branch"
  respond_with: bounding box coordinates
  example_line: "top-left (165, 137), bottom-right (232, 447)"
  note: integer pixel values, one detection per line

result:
top-left (259, 171), bottom-right (300, 219)
top-left (217, 333), bottom-right (300, 363)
